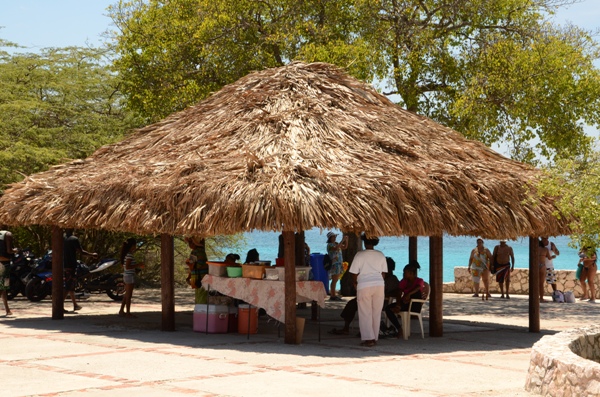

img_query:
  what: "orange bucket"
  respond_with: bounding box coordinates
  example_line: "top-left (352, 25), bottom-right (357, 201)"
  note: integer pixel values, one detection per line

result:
top-left (238, 304), bottom-right (258, 334)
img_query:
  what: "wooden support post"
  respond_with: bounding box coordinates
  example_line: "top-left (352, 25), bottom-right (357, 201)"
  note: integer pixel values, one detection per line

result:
top-left (161, 234), bottom-right (175, 332)
top-left (342, 232), bottom-right (360, 265)
top-left (429, 235), bottom-right (443, 337)
top-left (409, 236), bottom-right (418, 263)
top-left (529, 236), bottom-right (540, 333)
top-left (283, 231), bottom-right (297, 344)
top-left (295, 231), bottom-right (305, 267)
top-left (51, 226), bottom-right (64, 320)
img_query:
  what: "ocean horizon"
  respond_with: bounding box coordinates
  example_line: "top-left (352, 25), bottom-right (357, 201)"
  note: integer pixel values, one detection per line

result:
top-left (220, 229), bottom-right (580, 283)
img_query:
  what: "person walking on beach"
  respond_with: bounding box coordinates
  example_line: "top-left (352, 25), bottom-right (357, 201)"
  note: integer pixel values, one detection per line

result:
top-left (326, 231), bottom-right (348, 301)
top-left (468, 238), bottom-right (492, 300)
top-left (349, 234), bottom-right (387, 347)
top-left (540, 237), bottom-right (560, 293)
top-left (0, 229), bottom-right (15, 316)
top-left (492, 240), bottom-right (515, 299)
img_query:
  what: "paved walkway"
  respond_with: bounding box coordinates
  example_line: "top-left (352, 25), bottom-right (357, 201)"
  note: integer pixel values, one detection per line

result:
top-left (1, 289), bottom-right (598, 397)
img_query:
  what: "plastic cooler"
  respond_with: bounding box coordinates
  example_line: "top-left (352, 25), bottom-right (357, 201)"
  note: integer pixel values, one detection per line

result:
top-left (310, 253), bottom-right (329, 294)
top-left (193, 304), bottom-right (229, 333)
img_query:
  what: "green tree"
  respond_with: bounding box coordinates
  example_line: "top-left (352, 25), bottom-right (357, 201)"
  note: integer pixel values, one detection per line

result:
top-left (108, 0), bottom-right (385, 122)
top-left (0, 44), bottom-right (141, 188)
top-left (538, 148), bottom-right (600, 250)
top-left (109, 0), bottom-right (600, 163)
top-left (343, 0), bottom-right (600, 163)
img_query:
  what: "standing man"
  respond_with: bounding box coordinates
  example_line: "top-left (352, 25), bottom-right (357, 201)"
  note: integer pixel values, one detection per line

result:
top-left (492, 240), bottom-right (515, 299)
top-left (540, 236), bottom-right (560, 293)
top-left (63, 230), bottom-right (97, 312)
top-left (0, 229), bottom-right (15, 316)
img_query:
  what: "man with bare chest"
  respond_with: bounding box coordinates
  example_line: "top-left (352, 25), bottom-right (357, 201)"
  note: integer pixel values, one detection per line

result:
top-left (492, 240), bottom-right (515, 299)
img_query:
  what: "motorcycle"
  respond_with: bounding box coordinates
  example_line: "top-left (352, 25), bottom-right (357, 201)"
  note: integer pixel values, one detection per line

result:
top-left (25, 254), bottom-right (125, 302)
top-left (74, 258), bottom-right (125, 301)
top-left (23, 250), bottom-right (53, 302)
top-left (6, 248), bottom-right (37, 300)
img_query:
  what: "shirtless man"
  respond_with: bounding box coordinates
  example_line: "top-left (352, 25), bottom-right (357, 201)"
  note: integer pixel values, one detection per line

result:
top-left (538, 239), bottom-right (552, 302)
top-left (492, 240), bottom-right (515, 299)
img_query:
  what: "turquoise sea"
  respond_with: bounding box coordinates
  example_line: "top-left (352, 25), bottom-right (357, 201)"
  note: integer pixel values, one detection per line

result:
top-left (229, 229), bottom-right (580, 282)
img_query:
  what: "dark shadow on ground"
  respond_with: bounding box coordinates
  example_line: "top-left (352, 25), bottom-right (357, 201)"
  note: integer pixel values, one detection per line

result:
top-left (2, 290), bottom-right (595, 361)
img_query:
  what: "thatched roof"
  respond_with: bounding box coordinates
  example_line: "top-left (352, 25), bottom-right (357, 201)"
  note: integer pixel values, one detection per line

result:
top-left (0, 62), bottom-right (568, 238)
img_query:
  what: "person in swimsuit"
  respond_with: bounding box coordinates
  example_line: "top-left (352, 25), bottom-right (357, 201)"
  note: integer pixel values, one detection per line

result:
top-left (492, 240), bottom-right (515, 299)
top-left (468, 238), bottom-right (493, 300)
top-left (578, 247), bottom-right (597, 303)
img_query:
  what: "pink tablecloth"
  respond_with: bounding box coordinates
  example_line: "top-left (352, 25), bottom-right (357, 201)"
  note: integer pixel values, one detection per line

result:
top-left (201, 275), bottom-right (327, 323)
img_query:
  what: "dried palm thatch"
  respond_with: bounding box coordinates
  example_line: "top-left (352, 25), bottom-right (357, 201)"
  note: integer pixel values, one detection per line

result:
top-left (0, 62), bottom-right (569, 238)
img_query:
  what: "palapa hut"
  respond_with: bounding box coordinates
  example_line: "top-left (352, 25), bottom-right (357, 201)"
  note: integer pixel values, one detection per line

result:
top-left (0, 62), bottom-right (569, 342)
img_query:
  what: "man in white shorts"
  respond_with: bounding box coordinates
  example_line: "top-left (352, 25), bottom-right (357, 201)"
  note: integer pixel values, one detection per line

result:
top-left (540, 236), bottom-right (560, 293)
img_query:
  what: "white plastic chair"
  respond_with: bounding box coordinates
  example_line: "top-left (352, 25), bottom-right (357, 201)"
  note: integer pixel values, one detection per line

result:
top-left (398, 282), bottom-right (430, 340)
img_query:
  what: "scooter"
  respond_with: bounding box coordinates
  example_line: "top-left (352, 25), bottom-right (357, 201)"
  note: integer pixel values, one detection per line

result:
top-left (6, 248), bottom-right (36, 300)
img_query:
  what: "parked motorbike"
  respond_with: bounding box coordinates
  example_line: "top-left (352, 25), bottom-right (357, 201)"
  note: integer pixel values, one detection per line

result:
top-left (74, 258), bottom-right (124, 301)
top-left (6, 248), bottom-right (37, 300)
top-left (25, 254), bottom-right (124, 302)
top-left (23, 250), bottom-right (53, 302)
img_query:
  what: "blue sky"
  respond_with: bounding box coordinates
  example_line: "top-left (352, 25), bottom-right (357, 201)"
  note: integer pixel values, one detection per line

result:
top-left (0, 1), bottom-right (113, 49)
top-left (2, 0), bottom-right (597, 153)
top-left (0, 0), bottom-right (598, 49)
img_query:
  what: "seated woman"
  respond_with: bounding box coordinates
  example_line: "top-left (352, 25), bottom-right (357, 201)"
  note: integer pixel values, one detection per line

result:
top-left (384, 261), bottom-right (425, 338)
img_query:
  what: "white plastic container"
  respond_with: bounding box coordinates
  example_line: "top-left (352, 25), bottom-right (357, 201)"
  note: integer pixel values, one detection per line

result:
top-left (264, 267), bottom-right (279, 280)
top-left (276, 266), bottom-right (311, 281)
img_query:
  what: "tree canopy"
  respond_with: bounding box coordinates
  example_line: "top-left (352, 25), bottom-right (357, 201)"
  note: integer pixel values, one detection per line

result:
top-left (0, 43), bottom-right (140, 189)
top-left (538, 148), bottom-right (600, 250)
top-left (109, 0), bottom-right (600, 163)
top-left (108, 0), bottom-right (385, 123)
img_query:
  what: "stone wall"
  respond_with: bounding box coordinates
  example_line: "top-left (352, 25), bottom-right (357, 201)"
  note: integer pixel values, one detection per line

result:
top-left (443, 267), bottom-right (599, 298)
top-left (525, 325), bottom-right (600, 396)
